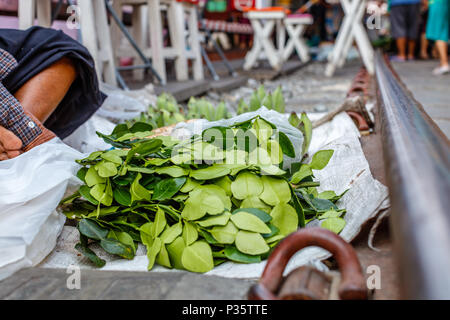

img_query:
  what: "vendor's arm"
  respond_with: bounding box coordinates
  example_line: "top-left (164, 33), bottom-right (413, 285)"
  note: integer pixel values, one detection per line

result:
top-left (0, 48), bottom-right (77, 160)
top-left (0, 48), bottom-right (40, 159)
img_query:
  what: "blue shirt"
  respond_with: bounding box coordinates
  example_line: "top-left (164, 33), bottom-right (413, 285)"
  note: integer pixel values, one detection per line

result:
top-left (390, 0), bottom-right (421, 6)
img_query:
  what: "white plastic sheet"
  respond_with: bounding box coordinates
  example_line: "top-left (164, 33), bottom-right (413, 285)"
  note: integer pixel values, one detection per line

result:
top-left (40, 111), bottom-right (389, 279)
top-left (63, 114), bottom-right (116, 154)
top-left (0, 138), bottom-right (82, 281)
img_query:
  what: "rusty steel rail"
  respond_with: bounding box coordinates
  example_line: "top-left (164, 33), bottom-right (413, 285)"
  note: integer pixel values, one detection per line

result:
top-left (374, 52), bottom-right (450, 299)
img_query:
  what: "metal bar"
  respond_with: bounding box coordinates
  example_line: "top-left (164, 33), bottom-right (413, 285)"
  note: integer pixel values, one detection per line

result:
top-left (201, 45), bottom-right (220, 81)
top-left (115, 69), bottom-right (130, 91)
top-left (374, 51), bottom-right (450, 299)
top-left (210, 34), bottom-right (237, 77)
top-left (117, 63), bottom-right (156, 71)
top-left (197, 9), bottom-right (237, 77)
top-left (104, 0), bottom-right (165, 85)
top-left (51, 0), bottom-right (64, 24)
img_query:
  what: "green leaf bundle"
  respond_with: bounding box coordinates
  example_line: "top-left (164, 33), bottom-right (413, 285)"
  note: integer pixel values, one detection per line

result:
top-left (61, 115), bottom-right (346, 273)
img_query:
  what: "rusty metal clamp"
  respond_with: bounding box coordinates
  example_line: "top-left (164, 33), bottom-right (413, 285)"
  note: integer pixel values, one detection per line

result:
top-left (346, 111), bottom-right (370, 131)
top-left (347, 67), bottom-right (370, 98)
top-left (248, 228), bottom-right (367, 300)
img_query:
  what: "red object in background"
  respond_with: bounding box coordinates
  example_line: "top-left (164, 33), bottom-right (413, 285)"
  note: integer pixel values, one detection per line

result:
top-left (231, 0), bottom-right (255, 11)
top-left (0, 0), bottom-right (18, 12)
top-left (0, 0), bottom-right (63, 12)
top-left (241, 6), bottom-right (291, 13)
top-left (176, 0), bottom-right (200, 4)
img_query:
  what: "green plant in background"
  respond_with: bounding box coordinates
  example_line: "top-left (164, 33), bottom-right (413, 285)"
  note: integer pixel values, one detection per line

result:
top-left (129, 85), bottom-right (300, 131)
top-left (288, 112), bottom-right (312, 157)
top-left (61, 116), bottom-right (347, 273)
top-left (128, 93), bottom-right (186, 129)
top-left (237, 85), bottom-right (286, 115)
top-left (372, 36), bottom-right (393, 50)
top-left (128, 93), bottom-right (231, 129)
top-left (186, 97), bottom-right (231, 121)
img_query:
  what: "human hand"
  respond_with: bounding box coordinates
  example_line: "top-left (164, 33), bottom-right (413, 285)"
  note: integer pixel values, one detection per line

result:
top-left (0, 125), bottom-right (23, 160)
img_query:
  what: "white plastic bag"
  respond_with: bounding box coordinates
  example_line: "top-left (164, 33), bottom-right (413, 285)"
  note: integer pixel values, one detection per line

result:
top-left (0, 138), bottom-right (82, 281)
top-left (97, 82), bottom-right (156, 122)
top-left (63, 114), bottom-right (116, 154)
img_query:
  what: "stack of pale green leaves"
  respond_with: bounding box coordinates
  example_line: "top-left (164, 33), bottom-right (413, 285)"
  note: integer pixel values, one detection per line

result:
top-left (61, 115), bottom-right (346, 273)
top-left (127, 93), bottom-right (186, 129)
top-left (128, 85), bottom-right (287, 130)
top-left (237, 85), bottom-right (285, 115)
top-left (186, 97), bottom-right (230, 122)
top-left (127, 93), bottom-right (231, 129)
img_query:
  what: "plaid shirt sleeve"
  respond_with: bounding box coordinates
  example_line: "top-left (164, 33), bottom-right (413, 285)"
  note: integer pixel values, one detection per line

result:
top-left (0, 48), bottom-right (41, 147)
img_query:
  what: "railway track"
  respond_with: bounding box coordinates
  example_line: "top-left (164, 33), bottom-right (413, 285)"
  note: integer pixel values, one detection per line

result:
top-left (1, 52), bottom-right (449, 300)
top-left (374, 51), bottom-right (450, 299)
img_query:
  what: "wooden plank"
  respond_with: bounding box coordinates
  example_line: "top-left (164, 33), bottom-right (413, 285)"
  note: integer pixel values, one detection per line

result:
top-left (37, 0), bottom-right (51, 27)
top-left (154, 80), bottom-right (210, 102)
top-left (110, 0), bottom-right (124, 64)
top-left (93, 0), bottom-right (117, 86)
top-left (131, 5), bottom-right (147, 81)
top-left (186, 4), bottom-right (204, 81)
top-left (241, 60), bottom-right (307, 81)
top-left (0, 268), bottom-right (251, 300)
top-left (78, 0), bottom-right (100, 80)
top-left (325, 0), bottom-right (374, 76)
top-left (18, 0), bottom-right (35, 30)
top-left (166, 1), bottom-right (188, 81)
top-left (210, 75), bottom-right (248, 93)
top-left (148, 0), bottom-right (166, 84)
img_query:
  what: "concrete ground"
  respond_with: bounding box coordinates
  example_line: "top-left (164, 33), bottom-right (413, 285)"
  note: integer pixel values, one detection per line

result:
top-left (206, 60), bottom-right (362, 115)
top-left (0, 269), bottom-right (253, 300)
top-left (392, 60), bottom-right (450, 138)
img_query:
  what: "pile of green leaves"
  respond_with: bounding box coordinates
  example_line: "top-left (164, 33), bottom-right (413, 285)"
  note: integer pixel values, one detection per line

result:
top-left (127, 93), bottom-right (186, 129)
top-left (128, 85), bottom-right (288, 130)
top-left (61, 116), bottom-right (346, 273)
top-left (127, 93), bottom-right (231, 129)
top-left (288, 111), bottom-right (313, 156)
top-left (237, 85), bottom-right (285, 115)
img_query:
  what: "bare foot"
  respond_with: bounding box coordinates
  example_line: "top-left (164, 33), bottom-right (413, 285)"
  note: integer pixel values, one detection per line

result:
top-left (420, 53), bottom-right (429, 60)
top-left (0, 126), bottom-right (23, 160)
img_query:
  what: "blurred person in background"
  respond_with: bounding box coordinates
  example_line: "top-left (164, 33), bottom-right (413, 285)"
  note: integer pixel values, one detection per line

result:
top-left (425, 0), bottom-right (449, 75)
top-left (419, 0), bottom-right (429, 59)
top-left (293, 0), bottom-right (333, 46)
top-left (309, 0), bottom-right (329, 43)
top-left (388, 0), bottom-right (422, 61)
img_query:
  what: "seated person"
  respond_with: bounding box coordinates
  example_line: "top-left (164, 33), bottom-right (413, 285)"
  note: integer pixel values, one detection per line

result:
top-left (0, 27), bottom-right (105, 161)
